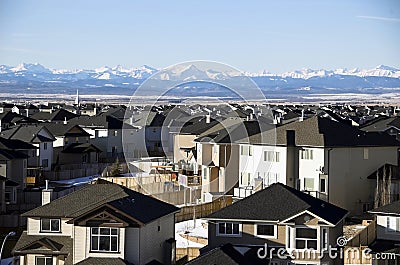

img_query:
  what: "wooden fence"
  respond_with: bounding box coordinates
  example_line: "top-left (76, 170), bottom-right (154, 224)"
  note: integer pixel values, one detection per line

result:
top-left (175, 196), bottom-right (232, 223)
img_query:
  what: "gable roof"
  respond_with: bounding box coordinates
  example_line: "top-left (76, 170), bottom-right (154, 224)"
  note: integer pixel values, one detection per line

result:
top-left (205, 183), bottom-right (348, 225)
top-left (13, 232), bottom-right (72, 257)
top-left (0, 137), bottom-right (37, 150)
top-left (22, 183), bottom-right (180, 224)
top-left (61, 143), bottom-right (102, 153)
top-left (43, 123), bottom-right (91, 137)
top-left (31, 109), bottom-right (77, 122)
top-left (186, 243), bottom-right (266, 265)
top-left (0, 149), bottom-right (29, 160)
top-left (368, 200), bottom-right (400, 216)
top-left (0, 125), bottom-right (56, 143)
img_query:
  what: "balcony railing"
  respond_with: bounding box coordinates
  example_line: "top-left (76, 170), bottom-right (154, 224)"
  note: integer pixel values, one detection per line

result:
top-left (234, 186), bottom-right (255, 198)
top-left (301, 190), bottom-right (328, 201)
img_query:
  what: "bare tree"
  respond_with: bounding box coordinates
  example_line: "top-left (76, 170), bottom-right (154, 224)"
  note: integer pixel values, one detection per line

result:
top-left (374, 169), bottom-right (380, 208)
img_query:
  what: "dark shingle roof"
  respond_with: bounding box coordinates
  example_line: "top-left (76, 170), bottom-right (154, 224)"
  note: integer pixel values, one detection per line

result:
top-left (0, 149), bottom-right (29, 160)
top-left (0, 137), bottom-right (37, 150)
top-left (22, 183), bottom-right (180, 224)
top-left (13, 232), bottom-right (72, 260)
top-left (247, 116), bottom-right (400, 147)
top-left (43, 123), bottom-right (90, 137)
top-left (0, 125), bottom-right (56, 143)
top-left (186, 243), bottom-right (265, 265)
top-left (61, 143), bottom-right (102, 153)
top-left (75, 258), bottom-right (133, 265)
top-left (368, 200), bottom-right (400, 215)
top-left (206, 183), bottom-right (348, 225)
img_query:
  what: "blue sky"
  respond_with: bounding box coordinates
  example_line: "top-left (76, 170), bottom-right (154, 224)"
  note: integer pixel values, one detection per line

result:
top-left (0, 0), bottom-right (399, 72)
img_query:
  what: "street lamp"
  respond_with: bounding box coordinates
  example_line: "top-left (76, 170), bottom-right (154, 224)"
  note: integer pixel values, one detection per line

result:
top-left (0, 231), bottom-right (16, 261)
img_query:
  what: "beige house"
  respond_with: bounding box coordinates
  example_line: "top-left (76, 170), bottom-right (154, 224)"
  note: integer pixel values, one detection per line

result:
top-left (13, 182), bottom-right (180, 265)
top-left (202, 183), bottom-right (348, 265)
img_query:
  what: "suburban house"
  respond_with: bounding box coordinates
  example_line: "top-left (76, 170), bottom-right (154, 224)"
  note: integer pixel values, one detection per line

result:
top-left (232, 116), bottom-right (400, 215)
top-left (13, 182), bottom-right (180, 265)
top-left (43, 123), bottom-right (101, 165)
top-left (195, 119), bottom-right (273, 202)
top-left (0, 125), bottom-right (55, 171)
top-left (0, 139), bottom-right (30, 213)
top-left (202, 183), bottom-right (348, 265)
top-left (367, 200), bottom-right (400, 264)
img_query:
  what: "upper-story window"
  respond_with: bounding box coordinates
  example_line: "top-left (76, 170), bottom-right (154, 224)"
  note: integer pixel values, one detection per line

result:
top-left (300, 149), bottom-right (313, 160)
top-left (387, 217), bottom-right (400, 233)
top-left (35, 256), bottom-right (52, 265)
top-left (255, 224), bottom-right (277, 238)
top-left (43, 142), bottom-right (48, 150)
top-left (295, 227), bottom-right (317, 249)
top-left (91, 227), bottom-right (119, 252)
top-left (114, 130), bottom-right (118, 137)
top-left (40, 218), bottom-right (61, 233)
top-left (240, 146), bottom-right (252, 156)
top-left (217, 222), bottom-right (241, 237)
top-left (264, 151), bottom-right (280, 162)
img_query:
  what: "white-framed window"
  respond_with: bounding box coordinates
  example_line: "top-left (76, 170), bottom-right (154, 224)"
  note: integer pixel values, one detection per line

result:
top-left (255, 224), bottom-right (277, 238)
top-left (90, 227), bottom-right (119, 252)
top-left (300, 149), bottom-right (313, 160)
top-left (40, 218), bottom-right (60, 233)
top-left (387, 217), bottom-right (400, 232)
top-left (265, 172), bottom-right (279, 186)
top-left (43, 142), bottom-right (48, 150)
top-left (249, 146), bottom-right (253, 156)
top-left (217, 222), bottom-right (241, 236)
top-left (35, 256), bottom-right (52, 265)
top-left (304, 178), bottom-right (314, 191)
top-left (114, 130), bottom-right (118, 136)
top-left (264, 151), bottom-right (280, 162)
top-left (295, 227), bottom-right (318, 249)
top-left (240, 145), bottom-right (252, 156)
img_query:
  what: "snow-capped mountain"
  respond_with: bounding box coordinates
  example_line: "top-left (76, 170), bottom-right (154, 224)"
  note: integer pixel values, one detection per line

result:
top-left (0, 63), bottom-right (399, 97)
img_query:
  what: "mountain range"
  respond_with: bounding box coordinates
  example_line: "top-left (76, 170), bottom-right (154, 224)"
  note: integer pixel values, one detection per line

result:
top-left (1, 63), bottom-right (400, 98)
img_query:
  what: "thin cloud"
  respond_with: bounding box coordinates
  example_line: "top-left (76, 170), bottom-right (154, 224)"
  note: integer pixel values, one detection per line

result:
top-left (357, 15), bottom-right (400, 23)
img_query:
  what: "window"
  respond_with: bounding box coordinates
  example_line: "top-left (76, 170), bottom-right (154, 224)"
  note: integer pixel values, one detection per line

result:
top-left (113, 130), bottom-right (118, 136)
top-left (41, 218), bottom-right (60, 232)
top-left (75, 137), bottom-right (79, 143)
top-left (387, 217), bottom-right (400, 232)
top-left (320, 178), bottom-right (326, 193)
top-left (321, 228), bottom-right (328, 249)
top-left (82, 154), bottom-right (88, 163)
top-left (304, 178), bottom-right (314, 191)
top-left (264, 151), bottom-right (280, 162)
top-left (265, 172), bottom-right (279, 186)
top-left (300, 149), bottom-right (314, 160)
top-left (256, 224), bottom-right (276, 238)
top-left (363, 148), bottom-right (369, 160)
top-left (203, 168), bottom-right (208, 180)
top-left (112, 146), bottom-right (118, 154)
top-left (65, 138), bottom-right (69, 144)
top-left (217, 222), bottom-right (241, 236)
top-left (35, 256), bottom-right (52, 265)
top-left (43, 143), bottom-right (47, 150)
top-left (91, 227), bottom-right (119, 252)
top-left (295, 227), bottom-right (318, 249)
top-left (42, 159), bottom-right (48, 168)
top-left (5, 187), bottom-right (16, 204)
top-left (249, 146), bottom-right (252, 156)
top-left (240, 146), bottom-right (248, 156)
